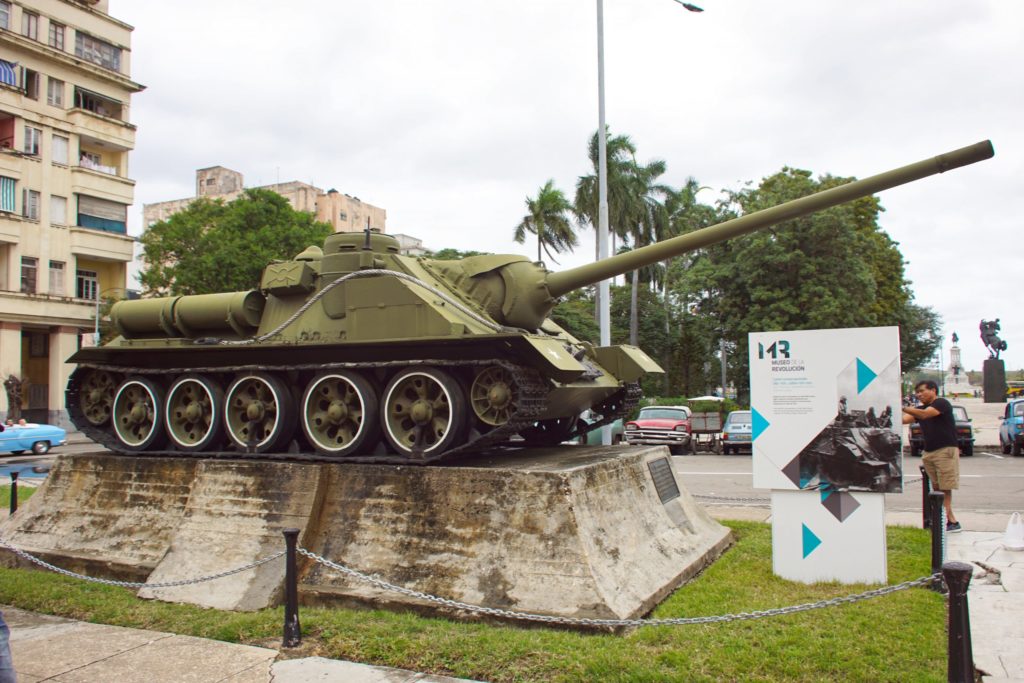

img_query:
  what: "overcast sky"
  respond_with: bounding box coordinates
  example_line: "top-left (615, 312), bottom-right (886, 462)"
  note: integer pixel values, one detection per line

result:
top-left (114, 1), bottom-right (1021, 373)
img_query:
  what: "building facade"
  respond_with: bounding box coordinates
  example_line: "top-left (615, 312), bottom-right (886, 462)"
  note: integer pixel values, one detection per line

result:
top-left (143, 167), bottom-right (388, 235)
top-left (0, 0), bottom-right (143, 425)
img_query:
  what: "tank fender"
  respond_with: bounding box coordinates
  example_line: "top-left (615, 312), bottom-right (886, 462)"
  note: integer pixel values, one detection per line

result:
top-left (520, 336), bottom-right (588, 383)
top-left (594, 345), bottom-right (664, 383)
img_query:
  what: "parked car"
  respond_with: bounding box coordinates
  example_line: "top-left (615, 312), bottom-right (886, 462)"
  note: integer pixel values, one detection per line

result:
top-left (0, 422), bottom-right (67, 455)
top-left (999, 398), bottom-right (1024, 456)
top-left (624, 405), bottom-right (692, 455)
top-left (578, 417), bottom-right (625, 445)
top-left (721, 410), bottom-right (752, 455)
top-left (908, 404), bottom-right (973, 457)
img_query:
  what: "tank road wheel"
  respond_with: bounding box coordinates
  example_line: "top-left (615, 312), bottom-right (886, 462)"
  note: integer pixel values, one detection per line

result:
top-left (165, 374), bottom-right (224, 452)
top-left (470, 365), bottom-right (519, 427)
top-left (224, 373), bottom-right (296, 453)
top-left (78, 370), bottom-right (119, 426)
top-left (381, 367), bottom-right (467, 458)
top-left (112, 376), bottom-right (167, 451)
top-left (301, 371), bottom-right (380, 457)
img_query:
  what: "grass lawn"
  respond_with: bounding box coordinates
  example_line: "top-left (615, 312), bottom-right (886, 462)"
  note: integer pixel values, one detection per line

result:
top-left (0, 482), bottom-right (36, 509)
top-left (0, 506), bottom-right (946, 682)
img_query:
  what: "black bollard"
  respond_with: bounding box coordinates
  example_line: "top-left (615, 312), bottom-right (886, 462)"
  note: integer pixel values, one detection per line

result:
top-left (942, 561), bottom-right (975, 683)
top-left (282, 528), bottom-right (301, 648)
top-left (920, 466), bottom-right (932, 529)
top-left (8, 471), bottom-right (18, 515)
top-left (929, 491), bottom-right (945, 590)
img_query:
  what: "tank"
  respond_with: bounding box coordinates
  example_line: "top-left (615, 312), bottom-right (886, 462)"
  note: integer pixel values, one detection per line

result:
top-left (66, 141), bottom-right (994, 463)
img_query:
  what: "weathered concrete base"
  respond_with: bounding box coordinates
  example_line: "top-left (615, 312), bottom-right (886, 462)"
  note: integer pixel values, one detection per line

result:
top-left (0, 447), bottom-right (732, 622)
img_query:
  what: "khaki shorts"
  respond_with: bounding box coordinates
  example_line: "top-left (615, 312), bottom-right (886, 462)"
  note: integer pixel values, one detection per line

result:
top-left (922, 446), bottom-right (960, 490)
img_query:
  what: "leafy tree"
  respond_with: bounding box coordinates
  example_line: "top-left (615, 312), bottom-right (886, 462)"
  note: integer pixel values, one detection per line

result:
top-left (513, 179), bottom-right (577, 264)
top-left (550, 289), bottom-right (599, 344)
top-left (675, 166), bottom-right (941, 393)
top-left (139, 189), bottom-right (333, 295)
top-left (430, 247), bottom-right (489, 260)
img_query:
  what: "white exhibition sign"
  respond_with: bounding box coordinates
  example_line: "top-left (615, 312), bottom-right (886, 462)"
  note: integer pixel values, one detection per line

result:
top-left (749, 326), bottom-right (902, 584)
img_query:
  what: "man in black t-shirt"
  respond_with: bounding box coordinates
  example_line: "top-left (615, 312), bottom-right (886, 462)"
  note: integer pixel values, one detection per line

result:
top-left (902, 380), bottom-right (961, 532)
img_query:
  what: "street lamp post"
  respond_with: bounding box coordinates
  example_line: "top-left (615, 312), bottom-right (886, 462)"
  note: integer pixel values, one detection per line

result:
top-left (594, 0), bottom-right (702, 441)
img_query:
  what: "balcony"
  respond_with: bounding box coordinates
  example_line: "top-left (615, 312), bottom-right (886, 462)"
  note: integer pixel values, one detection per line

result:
top-left (70, 165), bottom-right (134, 203)
top-left (66, 108), bottom-right (136, 149)
top-left (0, 289), bottom-right (100, 326)
top-left (69, 225), bottom-right (134, 262)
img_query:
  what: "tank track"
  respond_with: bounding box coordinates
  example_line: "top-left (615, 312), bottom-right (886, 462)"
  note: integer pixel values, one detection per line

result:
top-left (67, 359), bottom-right (638, 466)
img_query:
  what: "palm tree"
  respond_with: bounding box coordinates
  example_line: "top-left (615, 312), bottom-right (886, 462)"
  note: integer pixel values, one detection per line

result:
top-left (619, 156), bottom-right (672, 345)
top-left (513, 180), bottom-right (578, 264)
top-left (574, 129), bottom-right (637, 266)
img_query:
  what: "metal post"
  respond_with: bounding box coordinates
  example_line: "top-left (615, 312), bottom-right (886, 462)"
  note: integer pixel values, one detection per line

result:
top-left (282, 528), bottom-right (301, 648)
top-left (942, 561), bottom-right (975, 683)
top-left (8, 471), bottom-right (18, 515)
top-left (920, 466), bottom-right (932, 529)
top-left (596, 0), bottom-right (611, 446)
top-left (929, 491), bottom-right (945, 578)
top-left (719, 338), bottom-right (727, 397)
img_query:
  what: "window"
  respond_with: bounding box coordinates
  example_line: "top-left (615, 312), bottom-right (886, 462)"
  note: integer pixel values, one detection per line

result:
top-left (76, 269), bottom-right (98, 300)
top-left (49, 260), bottom-right (65, 295)
top-left (0, 176), bottom-right (14, 212)
top-left (0, 2), bottom-right (9, 30)
top-left (48, 22), bottom-right (65, 51)
top-left (22, 11), bottom-right (38, 40)
top-left (75, 33), bottom-right (121, 72)
top-left (23, 126), bottom-right (41, 155)
top-left (50, 194), bottom-right (66, 224)
top-left (21, 257), bottom-right (37, 294)
top-left (51, 134), bottom-right (68, 164)
top-left (22, 189), bottom-right (39, 219)
top-left (22, 68), bottom-right (39, 99)
top-left (47, 77), bottom-right (63, 107)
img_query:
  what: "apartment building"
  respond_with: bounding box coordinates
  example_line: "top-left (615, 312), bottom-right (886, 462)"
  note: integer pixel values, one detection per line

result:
top-left (144, 166), bottom-right (389, 235)
top-left (0, 0), bottom-right (143, 425)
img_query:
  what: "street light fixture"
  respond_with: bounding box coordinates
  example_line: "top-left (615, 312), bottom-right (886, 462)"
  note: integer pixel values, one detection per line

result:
top-left (595, 0), bottom-right (703, 441)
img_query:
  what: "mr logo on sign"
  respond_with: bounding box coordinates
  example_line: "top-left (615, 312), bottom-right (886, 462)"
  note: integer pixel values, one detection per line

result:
top-left (757, 340), bottom-right (790, 360)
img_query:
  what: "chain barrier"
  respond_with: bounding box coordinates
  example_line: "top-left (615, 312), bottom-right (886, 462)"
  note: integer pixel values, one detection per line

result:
top-left (0, 537), bottom-right (284, 589)
top-left (296, 546), bottom-right (939, 628)
top-left (693, 494), bottom-right (770, 504)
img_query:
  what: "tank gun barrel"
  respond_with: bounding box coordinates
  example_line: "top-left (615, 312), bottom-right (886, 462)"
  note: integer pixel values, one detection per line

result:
top-left (546, 140), bottom-right (994, 298)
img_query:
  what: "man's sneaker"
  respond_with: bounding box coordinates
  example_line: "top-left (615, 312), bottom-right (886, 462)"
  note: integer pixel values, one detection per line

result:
top-left (946, 521), bottom-right (962, 533)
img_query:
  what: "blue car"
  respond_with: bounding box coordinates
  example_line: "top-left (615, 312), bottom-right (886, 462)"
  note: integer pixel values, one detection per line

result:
top-left (0, 422), bottom-right (67, 455)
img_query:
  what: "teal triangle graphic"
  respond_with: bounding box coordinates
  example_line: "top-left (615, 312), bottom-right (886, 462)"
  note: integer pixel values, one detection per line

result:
top-left (856, 358), bottom-right (877, 394)
top-left (751, 408), bottom-right (769, 440)
top-left (802, 523), bottom-right (822, 558)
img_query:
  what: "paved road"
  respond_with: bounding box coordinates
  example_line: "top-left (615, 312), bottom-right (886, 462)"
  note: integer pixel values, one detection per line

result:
top-left (672, 451), bottom-right (1024, 529)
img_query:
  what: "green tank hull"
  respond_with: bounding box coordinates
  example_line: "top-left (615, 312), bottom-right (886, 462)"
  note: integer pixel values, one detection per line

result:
top-left (66, 141), bottom-right (993, 463)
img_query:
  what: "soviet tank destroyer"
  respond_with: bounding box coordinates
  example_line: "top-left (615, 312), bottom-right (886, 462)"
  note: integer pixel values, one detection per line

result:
top-left (66, 141), bottom-right (993, 463)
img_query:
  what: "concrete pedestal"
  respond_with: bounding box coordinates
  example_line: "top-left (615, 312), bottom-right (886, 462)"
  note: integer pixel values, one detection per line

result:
top-left (983, 358), bottom-right (1006, 403)
top-left (0, 448), bottom-right (731, 623)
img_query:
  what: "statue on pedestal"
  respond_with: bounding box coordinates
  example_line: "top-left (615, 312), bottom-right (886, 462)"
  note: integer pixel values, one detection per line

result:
top-left (980, 319), bottom-right (1008, 359)
top-left (3, 374), bottom-right (24, 421)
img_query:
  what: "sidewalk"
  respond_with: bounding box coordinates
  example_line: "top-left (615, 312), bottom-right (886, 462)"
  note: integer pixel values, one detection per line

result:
top-left (4, 607), bottom-right (480, 682)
